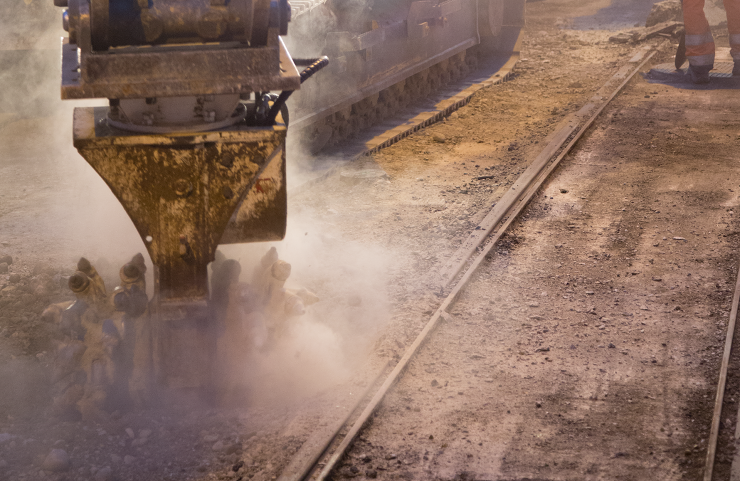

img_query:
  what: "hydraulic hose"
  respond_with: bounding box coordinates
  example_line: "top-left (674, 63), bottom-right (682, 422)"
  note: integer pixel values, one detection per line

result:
top-left (264, 56), bottom-right (329, 126)
top-left (294, 56), bottom-right (331, 82)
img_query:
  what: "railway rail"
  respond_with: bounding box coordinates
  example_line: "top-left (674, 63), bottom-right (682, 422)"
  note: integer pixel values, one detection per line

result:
top-left (6, 2), bottom-right (740, 481)
top-left (273, 42), bottom-right (670, 481)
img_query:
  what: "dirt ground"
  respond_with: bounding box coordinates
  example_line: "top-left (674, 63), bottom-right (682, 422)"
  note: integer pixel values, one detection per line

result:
top-left (2, 0), bottom-right (740, 480)
top-left (331, 47), bottom-right (740, 479)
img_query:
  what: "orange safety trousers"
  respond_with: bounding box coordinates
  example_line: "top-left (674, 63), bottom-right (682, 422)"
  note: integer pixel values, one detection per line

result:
top-left (683, 0), bottom-right (740, 67)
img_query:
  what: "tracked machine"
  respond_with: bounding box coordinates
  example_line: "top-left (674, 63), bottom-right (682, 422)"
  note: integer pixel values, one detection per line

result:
top-left (285, 0), bottom-right (526, 151)
top-left (51, 0), bottom-right (523, 397)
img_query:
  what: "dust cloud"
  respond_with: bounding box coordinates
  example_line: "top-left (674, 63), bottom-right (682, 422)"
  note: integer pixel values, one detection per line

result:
top-left (0, 4), bottom-right (392, 480)
top-left (212, 1), bottom-right (395, 407)
top-left (283, 0), bottom-right (339, 60)
top-left (216, 212), bottom-right (392, 407)
top-left (0, 0), bottom-right (391, 411)
top-left (0, 1), bottom-right (148, 285)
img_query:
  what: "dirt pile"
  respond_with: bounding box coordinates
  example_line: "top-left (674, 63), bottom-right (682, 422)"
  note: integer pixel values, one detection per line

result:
top-left (645, 0), bottom-right (683, 27)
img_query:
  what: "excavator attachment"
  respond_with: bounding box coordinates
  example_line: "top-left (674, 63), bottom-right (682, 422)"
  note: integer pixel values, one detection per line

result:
top-left (54, 0), bottom-right (324, 390)
top-left (73, 111), bottom-right (287, 387)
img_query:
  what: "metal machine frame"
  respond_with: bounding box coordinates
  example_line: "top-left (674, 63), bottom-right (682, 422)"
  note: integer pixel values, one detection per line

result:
top-left (55, 0), bottom-right (323, 388)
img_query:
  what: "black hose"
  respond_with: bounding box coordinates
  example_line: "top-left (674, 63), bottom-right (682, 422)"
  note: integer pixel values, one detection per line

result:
top-left (264, 56), bottom-right (329, 125)
top-left (295, 56), bottom-right (330, 83)
top-left (264, 90), bottom-right (293, 126)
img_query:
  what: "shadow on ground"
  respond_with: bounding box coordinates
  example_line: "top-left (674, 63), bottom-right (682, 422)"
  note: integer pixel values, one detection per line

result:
top-left (644, 62), bottom-right (740, 90)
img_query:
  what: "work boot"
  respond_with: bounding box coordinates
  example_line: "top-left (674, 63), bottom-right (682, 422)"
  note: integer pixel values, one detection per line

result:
top-left (687, 64), bottom-right (711, 84)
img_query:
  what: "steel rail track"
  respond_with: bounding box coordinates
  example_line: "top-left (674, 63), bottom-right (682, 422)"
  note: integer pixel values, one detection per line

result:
top-left (278, 43), bottom-right (659, 481)
top-left (439, 45), bottom-right (657, 287)
top-left (276, 362), bottom-right (391, 481)
top-left (708, 263), bottom-right (740, 480)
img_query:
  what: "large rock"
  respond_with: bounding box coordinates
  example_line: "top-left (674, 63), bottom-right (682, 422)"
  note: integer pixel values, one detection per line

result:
top-left (646, 0), bottom-right (683, 27)
top-left (41, 448), bottom-right (70, 472)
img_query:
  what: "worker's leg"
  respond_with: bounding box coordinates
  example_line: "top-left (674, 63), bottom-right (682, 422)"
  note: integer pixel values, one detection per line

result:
top-left (724, 0), bottom-right (740, 74)
top-left (684, 0), bottom-right (715, 82)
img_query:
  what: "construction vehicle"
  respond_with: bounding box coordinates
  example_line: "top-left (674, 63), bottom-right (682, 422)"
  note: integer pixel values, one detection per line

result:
top-left (285, 0), bottom-right (526, 151)
top-left (51, 0), bottom-right (524, 391)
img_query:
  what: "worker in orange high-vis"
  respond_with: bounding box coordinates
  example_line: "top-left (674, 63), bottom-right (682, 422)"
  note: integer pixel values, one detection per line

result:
top-left (682, 0), bottom-right (740, 83)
